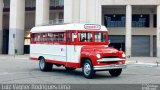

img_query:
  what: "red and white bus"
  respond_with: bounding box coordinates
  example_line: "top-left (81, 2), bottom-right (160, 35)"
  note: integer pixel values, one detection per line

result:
top-left (30, 24), bottom-right (126, 79)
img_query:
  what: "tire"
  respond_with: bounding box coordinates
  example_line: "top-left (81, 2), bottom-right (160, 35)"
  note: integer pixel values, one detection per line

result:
top-left (39, 58), bottom-right (53, 71)
top-left (82, 60), bottom-right (95, 79)
top-left (109, 69), bottom-right (122, 77)
top-left (65, 67), bottom-right (76, 71)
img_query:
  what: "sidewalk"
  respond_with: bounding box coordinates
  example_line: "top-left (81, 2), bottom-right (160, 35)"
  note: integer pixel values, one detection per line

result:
top-left (0, 54), bottom-right (29, 60)
top-left (126, 57), bottom-right (160, 65)
top-left (0, 54), bottom-right (160, 65)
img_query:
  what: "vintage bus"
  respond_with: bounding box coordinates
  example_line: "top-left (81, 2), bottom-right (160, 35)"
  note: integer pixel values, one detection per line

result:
top-left (30, 24), bottom-right (126, 79)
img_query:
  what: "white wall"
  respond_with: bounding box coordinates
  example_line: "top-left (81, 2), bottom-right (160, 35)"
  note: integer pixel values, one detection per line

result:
top-left (64, 0), bottom-right (101, 24)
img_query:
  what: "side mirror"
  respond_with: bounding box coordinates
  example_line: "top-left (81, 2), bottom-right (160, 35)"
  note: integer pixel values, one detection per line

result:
top-left (108, 40), bottom-right (110, 45)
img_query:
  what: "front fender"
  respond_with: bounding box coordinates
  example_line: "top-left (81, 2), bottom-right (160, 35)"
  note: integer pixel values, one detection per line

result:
top-left (80, 52), bottom-right (98, 66)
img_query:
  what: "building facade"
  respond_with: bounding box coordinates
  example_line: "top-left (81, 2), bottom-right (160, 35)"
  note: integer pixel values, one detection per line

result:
top-left (0, 0), bottom-right (160, 57)
top-left (0, 0), bottom-right (64, 55)
top-left (64, 0), bottom-right (160, 57)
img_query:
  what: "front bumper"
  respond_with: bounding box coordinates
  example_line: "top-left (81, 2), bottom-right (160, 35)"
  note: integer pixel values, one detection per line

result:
top-left (94, 64), bottom-right (127, 71)
top-left (97, 58), bottom-right (125, 62)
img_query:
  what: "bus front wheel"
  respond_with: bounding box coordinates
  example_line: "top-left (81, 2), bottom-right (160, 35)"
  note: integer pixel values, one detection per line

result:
top-left (39, 58), bottom-right (53, 71)
top-left (82, 60), bottom-right (95, 79)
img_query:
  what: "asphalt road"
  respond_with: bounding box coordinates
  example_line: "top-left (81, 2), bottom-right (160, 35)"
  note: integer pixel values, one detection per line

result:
top-left (0, 58), bottom-right (160, 84)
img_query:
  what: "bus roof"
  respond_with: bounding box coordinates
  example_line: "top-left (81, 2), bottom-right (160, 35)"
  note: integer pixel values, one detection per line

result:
top-left (30, 23), bottom-right (108, 33)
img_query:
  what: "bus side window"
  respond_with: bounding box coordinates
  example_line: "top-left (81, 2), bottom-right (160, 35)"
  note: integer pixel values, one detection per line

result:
top-left (48, 32), bottom-right (53, 42)
top-left (71, 32), bottom-right (75, 42)
top-left (53, 33), bottom-right (58, 42)
top-left (32, 33), bottom-right (36, 42)
top-left (37, 33), bottom-right (41, 42)
top-left (34, 33), bottom-right (40, 42)
top-left (59, 32), bottom-right (65, 42)
top-left (94, 32), bottom-right (106, 42)
top-left (78, 32), bottom-right (92, 42)
top-left (102, 32), bottom-right (106, 42)
top-left (79, 33), bottom-right (86, 42)
top-left (67, 32), bottom-right (71, 42)
top-left (94, 32), bottom-right (100, 42)
top-left (42, 33), bottom-right (47, 42)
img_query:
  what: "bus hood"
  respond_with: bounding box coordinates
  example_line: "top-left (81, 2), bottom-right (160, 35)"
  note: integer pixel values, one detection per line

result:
top-left (81, 45), bottom-right (124, 58)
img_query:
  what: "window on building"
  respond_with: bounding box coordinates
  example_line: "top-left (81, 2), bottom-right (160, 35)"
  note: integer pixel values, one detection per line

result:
top-left (59, 0), bottom-right (64, 6)
top-left (25, 0), bottom-right (35, 8)
top-left (3, 0), bottom-right (10, 9)
top-left (132, 14), bottom-right (150, 27)
top-left (104, 14), bottom-right (126, 27)
top-left (50, 0), bottom-right (64, 7)
top-left (104, 14), bottom-right (150, 28)
top-left (59, 12), bottom-right (64, 23)
top-left (153, 15), bottom-right (157, 27)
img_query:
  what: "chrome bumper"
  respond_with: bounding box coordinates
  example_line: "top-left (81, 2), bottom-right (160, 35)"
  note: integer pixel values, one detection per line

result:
top-left (94, 64), bottom-right (127, 71)
top-left (97, 58), bottom-right (125, 62)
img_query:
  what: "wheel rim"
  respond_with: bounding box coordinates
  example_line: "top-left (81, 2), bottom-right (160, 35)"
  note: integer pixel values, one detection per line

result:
top-left (40, 59), bottom-right (45, 69)
top-left (84, 63), bottom-right (91, 76)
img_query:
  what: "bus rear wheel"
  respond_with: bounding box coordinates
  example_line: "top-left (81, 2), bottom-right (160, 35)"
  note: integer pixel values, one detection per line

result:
top-left (65, 67), bottom-right (76, 71)
top-left (109, 69), bottom-right (122, 77)
top-left (39, 58), bottom-right (53, 71)
top-left (82, 60), bottom-right (95, 79)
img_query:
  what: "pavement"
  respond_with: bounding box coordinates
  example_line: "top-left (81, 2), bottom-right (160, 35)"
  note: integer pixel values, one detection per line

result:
top-left (0, 54), bottom-right (30, 60)
top-left (126, 57), bottom-right (160, 67)
top-left (0, 54), bottom-right (160, 85)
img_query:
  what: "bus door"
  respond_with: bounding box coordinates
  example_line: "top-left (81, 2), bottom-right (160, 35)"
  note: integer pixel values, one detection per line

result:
top-left (66, 31), bottom-right (76, 67)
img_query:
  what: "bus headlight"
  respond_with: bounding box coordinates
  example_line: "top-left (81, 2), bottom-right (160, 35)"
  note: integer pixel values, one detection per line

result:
top-left (122, 53), bottom-right (126, 58)
top-left (96, 54), bottom-right (101, 59)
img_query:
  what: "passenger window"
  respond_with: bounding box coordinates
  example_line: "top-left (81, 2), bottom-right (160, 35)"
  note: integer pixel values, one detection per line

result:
top-left (33, 33), bottom-right (41, 42)
top-left (53, 33), bottom-right (58, 42)
top-left (67, 32), bottom-right (71, 42)
top-left (42, 33), bottom-right (47, 42)
top-left (102, 33), bottom-right (106, 42)
top-left (37, 33), bottom-right (41, 42)
top-left (94, 32), bottom-right (106, 42)
top-left (48, 33), bottom-right (53, 42)
top-left (32, 33), bottom-right (36, 42)
top-left (59, 32), bottom-right (66, 42)
top-left (79, 32), bottom-right (92, 42)
top-left (72, 33), bottom-right (75, 42)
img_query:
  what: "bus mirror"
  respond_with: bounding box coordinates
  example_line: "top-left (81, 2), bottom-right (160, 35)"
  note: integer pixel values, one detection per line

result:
top-left (108, 40), bottom-right (110, 44)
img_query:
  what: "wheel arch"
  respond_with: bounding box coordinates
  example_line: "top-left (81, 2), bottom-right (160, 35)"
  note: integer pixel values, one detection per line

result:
top-left (38, 56), bottom-right (44, 60)
top-left (80, 57), bottom-right (92, 67)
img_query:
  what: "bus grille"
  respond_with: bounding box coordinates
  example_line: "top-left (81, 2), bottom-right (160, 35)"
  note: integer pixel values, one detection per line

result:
top-left (102, 56), bottom-right (118, 58)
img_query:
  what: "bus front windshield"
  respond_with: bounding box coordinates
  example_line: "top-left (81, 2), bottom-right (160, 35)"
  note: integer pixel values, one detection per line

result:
top-left (78, 32), bottom-right (107, 43)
